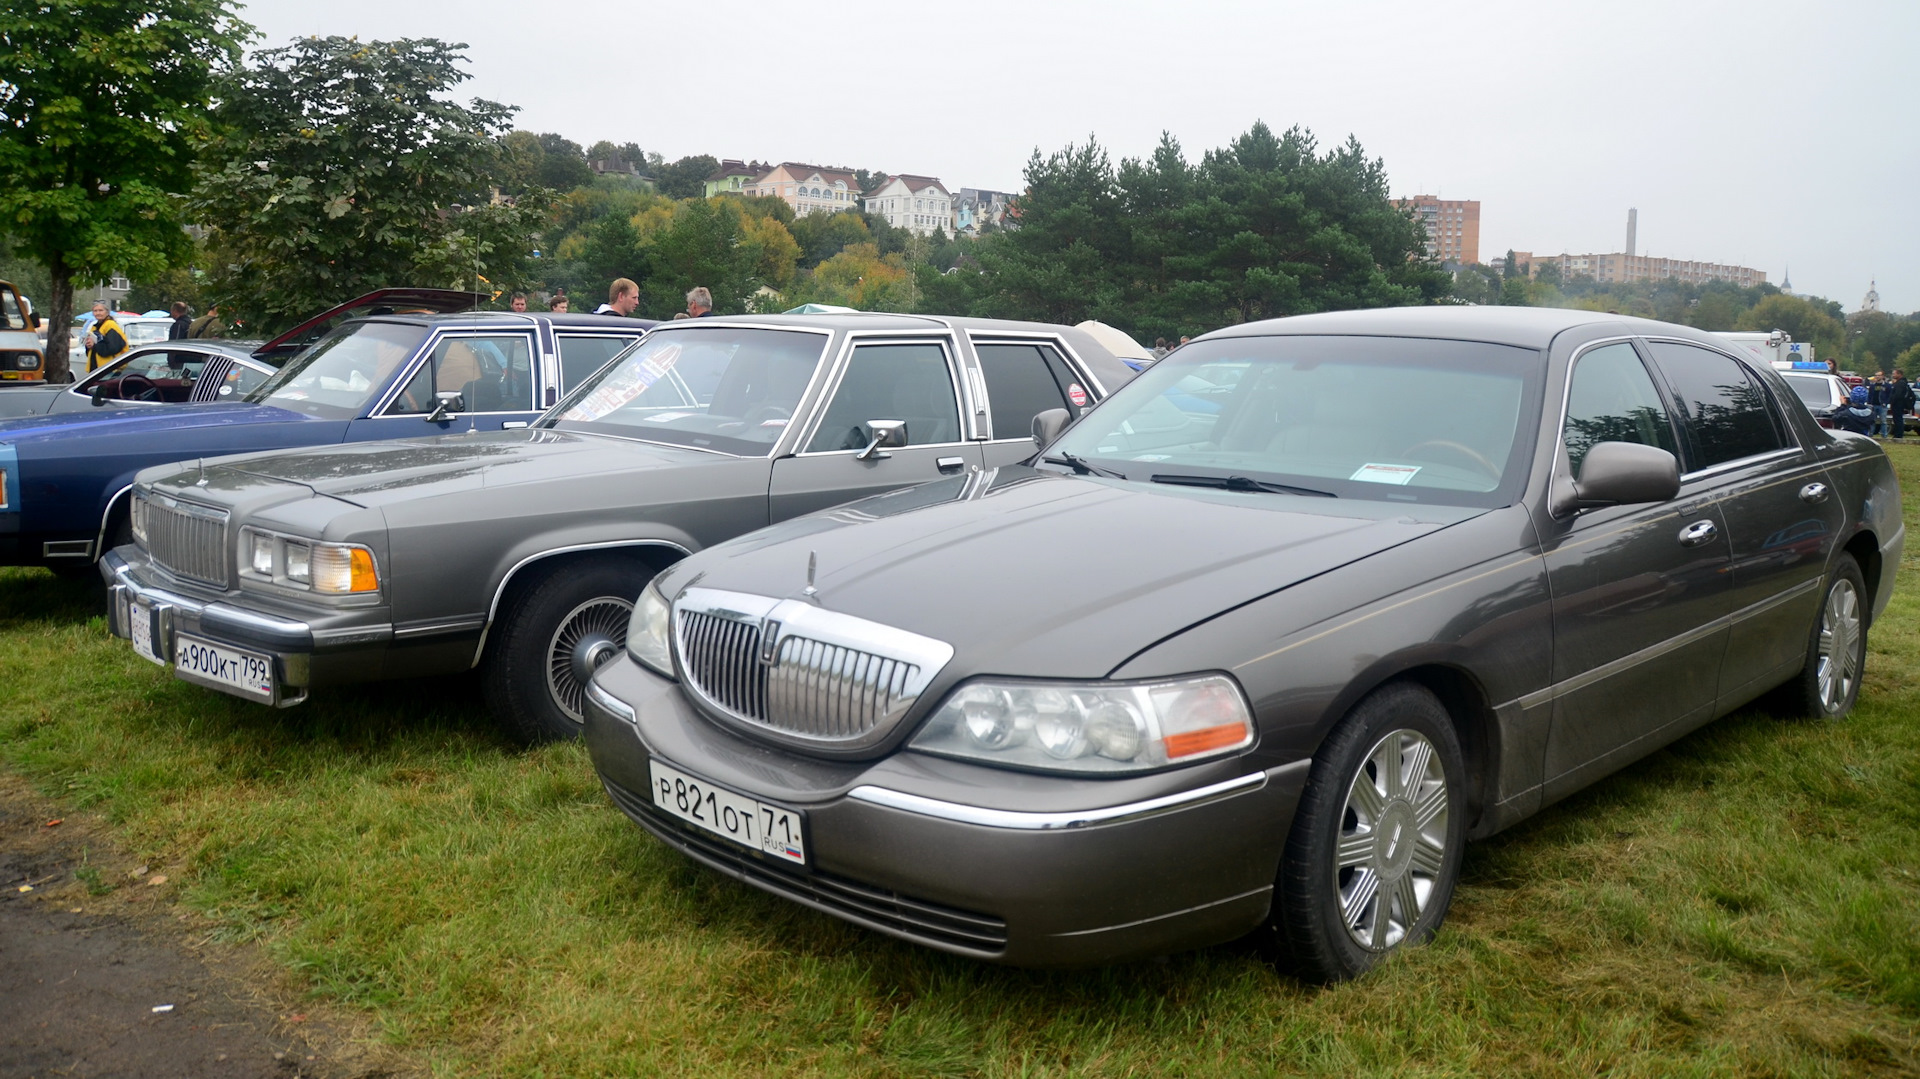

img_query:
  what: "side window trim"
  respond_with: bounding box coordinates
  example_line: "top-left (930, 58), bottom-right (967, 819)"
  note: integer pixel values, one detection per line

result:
top-left (793, 334), bottom-right (968, 456)
top-left (1646, 335), bottom-right (1805, 458)
top-left (971, 335), bottom-right (1079, 443)
top-left (1554, 336), bottom-right (1681, 481)
top-left (374, 330), bottom-right (539, 417)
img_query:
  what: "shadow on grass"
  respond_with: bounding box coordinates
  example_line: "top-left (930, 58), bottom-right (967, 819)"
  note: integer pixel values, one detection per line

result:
top-left (0, 566), bottom-right (106, 625)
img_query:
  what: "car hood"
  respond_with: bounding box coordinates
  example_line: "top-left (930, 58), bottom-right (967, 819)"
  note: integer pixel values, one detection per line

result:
top-left (0, 402), bottom-right (313, 446)
top-left (192, 429), bottom-right (743, 509)
top-left (664, 467), bottom-right (1486, 679)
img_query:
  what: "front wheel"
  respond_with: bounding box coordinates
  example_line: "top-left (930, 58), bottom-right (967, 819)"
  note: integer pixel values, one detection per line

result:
top-left (1265, 682), bottom-right (1466, 983)
top-left (484, 557), bottom-right (656, 743)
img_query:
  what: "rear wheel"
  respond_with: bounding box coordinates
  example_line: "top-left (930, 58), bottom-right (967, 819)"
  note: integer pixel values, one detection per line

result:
top-left (484, 557), bottom-right (657, 743)
top-left (1265, 682), bottom-right (1466, 983)
top-left (1776, 555), bottom-right (1868, 720)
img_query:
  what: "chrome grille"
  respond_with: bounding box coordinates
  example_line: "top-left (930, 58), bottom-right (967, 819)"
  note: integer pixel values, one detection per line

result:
top-left (142, 494), bottom-right (230, 585)
top-left (673, 587), bottom-right (954, 750)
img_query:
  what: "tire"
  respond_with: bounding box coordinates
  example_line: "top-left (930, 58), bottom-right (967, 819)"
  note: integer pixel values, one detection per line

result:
top-left (1775, 555), bottom-right (1869, 720)
top-left (1265, 681), bottom-right (1467, 983)
top-left (484, 557), bottom-right (656, 744)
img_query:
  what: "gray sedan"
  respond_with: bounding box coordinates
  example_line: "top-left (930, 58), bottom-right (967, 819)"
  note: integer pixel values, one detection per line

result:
top-left (581, 306), bottom-right (1901, 977)
top-left (101, 314), bottom-right (1134, 742)
top-left (0, 340), bottom-right (275, 418)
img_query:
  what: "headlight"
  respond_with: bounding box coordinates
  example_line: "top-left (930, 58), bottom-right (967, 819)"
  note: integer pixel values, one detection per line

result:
top-left (909, 673), bottom-right (1254, 775)
top-left (128, 492), bottom-right (146, 541)
top-left (626, 579), bottom-right (674, 678)
top-left (239, 528), bottom-right (379, 594)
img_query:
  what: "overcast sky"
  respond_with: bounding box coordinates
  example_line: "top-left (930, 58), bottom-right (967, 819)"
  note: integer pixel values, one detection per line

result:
top-left (241, 0), bottom-right (1917, 314)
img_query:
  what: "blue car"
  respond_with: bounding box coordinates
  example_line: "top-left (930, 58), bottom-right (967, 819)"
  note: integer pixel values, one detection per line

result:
top-left (0, 310), bottom-right (653, 573)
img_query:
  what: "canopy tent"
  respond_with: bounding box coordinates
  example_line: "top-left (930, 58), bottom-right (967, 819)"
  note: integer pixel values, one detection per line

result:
top-left (1073, 320), bottom-right (1152, 361)
top-left (782, 303), bottom-right (861, 315)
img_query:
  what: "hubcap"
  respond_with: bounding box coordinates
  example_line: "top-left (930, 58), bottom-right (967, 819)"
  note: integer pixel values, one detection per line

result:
top-left (1815, 579), bottom-right (1862, 715)
top-left (1334, 728), bottom-right (1449, 952)
top-left (546, 597), bottom-right (633, 724)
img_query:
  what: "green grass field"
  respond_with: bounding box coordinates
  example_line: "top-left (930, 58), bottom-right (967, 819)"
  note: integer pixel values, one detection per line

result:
top-left (5, 449), bottom-right (1919, 1077)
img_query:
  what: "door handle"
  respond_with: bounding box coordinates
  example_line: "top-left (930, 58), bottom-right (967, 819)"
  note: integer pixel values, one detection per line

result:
top-left (936, 456), bottom-right (968, 473)
top-left (1677, 520), bottom-right (1718, 547)
top-left (1799, 483), bottom-right (1829, 504)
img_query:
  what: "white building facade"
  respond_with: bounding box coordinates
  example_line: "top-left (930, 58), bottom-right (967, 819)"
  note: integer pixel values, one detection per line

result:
top-left (744, 163), bottom-right (863, 218)
top-left (862, 175), bottom-right (953, 236)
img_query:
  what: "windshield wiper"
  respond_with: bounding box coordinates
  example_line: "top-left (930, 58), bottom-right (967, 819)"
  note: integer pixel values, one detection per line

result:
top-left (1150, 473), bottom-right (1336, 498)
top-left (1042, 453), bottom-right (1128, 479)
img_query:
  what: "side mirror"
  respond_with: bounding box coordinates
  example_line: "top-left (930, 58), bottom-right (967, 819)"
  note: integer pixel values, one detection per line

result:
top-left (425, 391), bottom-right (465, 423)
top-left (855, 419), bottom-right (907, 460)
top-left (1552, 441), bottom-right (1680, 517)
top-left (28, 312), bottom-right (40, 330)
top-left (90, 384), bottom-right (107, 407)
top-left (1031, 407), bottom-right (1070, 449)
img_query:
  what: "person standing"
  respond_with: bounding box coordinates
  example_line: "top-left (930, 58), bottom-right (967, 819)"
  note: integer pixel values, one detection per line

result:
top-left (508, 292), bottom-right (528, 313)
top-left (187, 304), bottom-right (225, 338)
top-left (1867, 374), bottom-right (1890, 437)
top-left (548, 294), bottom-right (569, 314)
top-left (1889, 369), bottom-right (1914, 439)
top-left (84, 302), bottom-right (128, 372)
top-left (595, 279), bottom-right (638, 316)
top-left (685, 286), bottom-right (715, 317)
top-left (167, 302), bottom-right (192, 340)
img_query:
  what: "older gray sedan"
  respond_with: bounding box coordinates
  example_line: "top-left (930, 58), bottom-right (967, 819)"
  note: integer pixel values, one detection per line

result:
top-left (582, 306), bottom-right (1901, 978)
top-left (100, 314), bottom-right (1133, 741)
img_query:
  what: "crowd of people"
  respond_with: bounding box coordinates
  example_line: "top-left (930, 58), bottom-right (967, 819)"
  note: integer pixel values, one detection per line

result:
top-left (1832, 369), bottom-right (1915, 439)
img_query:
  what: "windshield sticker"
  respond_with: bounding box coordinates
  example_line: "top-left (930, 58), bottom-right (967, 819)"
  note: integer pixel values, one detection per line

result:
top-left (1067, 383), bottom-right (1089, 407)
top-left (1131, 453), bottom-right (1171, 461)
top-left (1350, 463), bottom-right (1421, 485)
top-left (563, 341), bottom-right (686, 422)
top-left (760, 418), bottom-right (788, 427)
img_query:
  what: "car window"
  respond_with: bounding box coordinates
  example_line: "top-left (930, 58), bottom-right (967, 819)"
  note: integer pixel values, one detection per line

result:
top-left (1048, 335), bottom-right (1541, 507)
top-left (90, 349), bottom-right (212, 403)
top-left (545, 326), bottom-right (826, 457)
top-left (556, 334), bottom-right (638, 392)
top-left (0, 285), bottom-right (27, 330)
top-left (1647, 341), bottom-right (1787, 470)
top-left (221, 361), bottom-right (272, 398)
top-left (806, 342), bottom-right (962, 452)
top-left (387, 334), bottom-right (535, 415)
top-left (1562, 343), bottom-right (1678, 478)
top-left (1780, 374), bottom-right (1835, 409)
top-left (247, 321), bottom-right (430, 420)
top-left (975, 342), bottom-right (1072, 439)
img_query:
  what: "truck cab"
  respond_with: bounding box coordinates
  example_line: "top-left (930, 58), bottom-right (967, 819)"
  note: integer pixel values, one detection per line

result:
top-left (0, 281), bottom-right (44, 383)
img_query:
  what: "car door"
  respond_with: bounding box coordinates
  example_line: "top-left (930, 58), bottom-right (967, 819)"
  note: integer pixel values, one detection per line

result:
top-left (1643, 339), bottom-right (1846, 705)
top-left (971, 339), bottom-right (1084, 468)
top-left (769, 337), bottom-right (984, 520)
top-left (1539, 339), bottom-right (1734, 800)
top-left (345, 331), bottom-right (541, 441)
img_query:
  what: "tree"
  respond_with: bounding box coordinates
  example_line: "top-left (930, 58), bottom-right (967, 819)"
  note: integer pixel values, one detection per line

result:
top-left (635, 197), bottom-right (796, 316)
top-left (1737, 294), bottom-right (1846, 362)
top-left (788, 210), bottom-right (872, 267)
top-left (0, 0), bottom-right (252, 380)
top-left (536, 133), bottom-right (592, 190)
top-left (191, 37), bottom-right (535, 333)
top-left (655, 155), bottom-right (720, 199)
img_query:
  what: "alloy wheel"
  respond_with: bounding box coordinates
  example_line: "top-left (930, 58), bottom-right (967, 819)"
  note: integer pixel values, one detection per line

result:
top-left (545, 597), bottom-right (633, 724)
top-left (1815, 578), bottom-right (1863, 714)
top-left (1333, 728), bottom-right (1450, 951)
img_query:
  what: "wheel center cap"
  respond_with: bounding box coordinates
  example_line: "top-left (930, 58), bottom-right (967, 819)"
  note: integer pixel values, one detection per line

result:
top-left (1375, 800), bottom-right (1417, 878)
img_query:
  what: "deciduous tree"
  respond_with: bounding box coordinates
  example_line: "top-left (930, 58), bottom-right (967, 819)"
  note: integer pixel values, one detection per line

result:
top-left (0, 0), bottom-right (251, 379)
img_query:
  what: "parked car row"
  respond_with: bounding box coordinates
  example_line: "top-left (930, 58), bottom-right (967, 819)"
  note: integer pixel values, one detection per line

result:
top-left (4, 302), bottom-right (1897, 981)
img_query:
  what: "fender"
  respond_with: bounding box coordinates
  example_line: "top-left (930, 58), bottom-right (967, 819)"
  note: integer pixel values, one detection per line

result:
top-left (92, 480), bottom-right (138, 560)
top-left (472, 538), bottom-right (694, 665)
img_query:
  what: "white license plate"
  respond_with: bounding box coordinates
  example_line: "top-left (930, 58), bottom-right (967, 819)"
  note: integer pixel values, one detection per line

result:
top-left (649, 760), bottom-right (806, 866)
top-left (129, 602), bottom-right (164, 665)
top-left (172, 634), bottom-right (275, 703)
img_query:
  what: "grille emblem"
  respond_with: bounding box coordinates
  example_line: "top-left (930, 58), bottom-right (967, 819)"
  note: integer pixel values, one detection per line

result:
top-left (759, 620), bottom-right (782, 666)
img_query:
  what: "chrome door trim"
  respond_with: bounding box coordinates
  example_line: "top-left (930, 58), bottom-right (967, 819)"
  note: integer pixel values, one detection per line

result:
top-left (846, 770), bottom-right (1267, 831)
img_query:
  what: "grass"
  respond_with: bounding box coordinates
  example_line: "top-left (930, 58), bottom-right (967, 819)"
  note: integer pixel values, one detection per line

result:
top-left (5, 451), bottom-right (1920, 1077)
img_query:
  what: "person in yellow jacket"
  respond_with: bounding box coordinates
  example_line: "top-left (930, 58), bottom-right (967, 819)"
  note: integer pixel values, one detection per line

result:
top-left (84, 301), bottom-right (129, 371)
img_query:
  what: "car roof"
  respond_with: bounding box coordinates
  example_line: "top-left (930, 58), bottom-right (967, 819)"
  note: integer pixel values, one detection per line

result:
top-left (1202, 305), bottom-right (1741, 351)
top-left (380, 312), bottom-right (661, 331)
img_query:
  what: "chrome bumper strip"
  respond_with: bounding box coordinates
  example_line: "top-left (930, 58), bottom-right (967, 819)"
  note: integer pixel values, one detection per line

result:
top-left (845, 770), bottom-right (1268, 831)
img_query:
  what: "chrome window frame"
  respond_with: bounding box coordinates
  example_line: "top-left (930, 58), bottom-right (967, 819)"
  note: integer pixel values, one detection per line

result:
top-left (538, 321), bottom-right (838, 460)
top-left (965, 332), bottom-right (1090, 444)
top-left (1547, 335), bottom-right (1679, 512)
top-left (789, 331), bottom-right (974, 457)
top-left (371, 328), bottom-right (544, 418)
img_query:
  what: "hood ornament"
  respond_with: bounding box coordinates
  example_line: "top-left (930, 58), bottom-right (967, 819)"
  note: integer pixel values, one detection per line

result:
top-left (803, 550), bottom-right (817, 597)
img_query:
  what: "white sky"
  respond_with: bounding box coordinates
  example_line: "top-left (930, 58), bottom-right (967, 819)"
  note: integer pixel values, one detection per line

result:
top-left (241, 0), bottom-right (1917, 313)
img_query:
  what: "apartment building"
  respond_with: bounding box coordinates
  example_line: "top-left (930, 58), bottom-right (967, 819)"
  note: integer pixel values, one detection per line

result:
top-left (1399, 195), bottom-right (1480, 265)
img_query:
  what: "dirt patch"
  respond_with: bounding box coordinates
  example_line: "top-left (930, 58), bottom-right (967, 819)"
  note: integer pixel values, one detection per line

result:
top-left (0, 774), bottom-right (395, 1079)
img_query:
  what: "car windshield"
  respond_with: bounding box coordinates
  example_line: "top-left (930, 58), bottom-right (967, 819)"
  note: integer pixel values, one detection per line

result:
top-left (0, 285), bottom-right (26, 330)
top-left (1045, 334), bottom-right (1544, 507)
top-left (542, 326), bottom-right (827, 456)
top-left (123, 319), bottom-right (172, 347)
top-left (1781, 374), bottom-right (1833, 408)
top-left (244, 320), bottom-right (428, 419)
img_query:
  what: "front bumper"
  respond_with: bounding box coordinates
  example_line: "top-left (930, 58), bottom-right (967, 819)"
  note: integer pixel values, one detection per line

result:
top-left (583, 654), bottom-right (1309, 967)
top-left (100, 546), bottom-right (420, 707)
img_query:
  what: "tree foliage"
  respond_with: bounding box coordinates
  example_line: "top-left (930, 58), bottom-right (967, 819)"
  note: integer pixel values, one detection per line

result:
top-left (0, 0), bottom-right (251, 378)
top-left (191, 36), bottom-right (539, 333)
top-left (654, 155), bottom-right (721, 200)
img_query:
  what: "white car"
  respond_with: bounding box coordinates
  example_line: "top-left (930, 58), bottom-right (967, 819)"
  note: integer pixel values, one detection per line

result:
top-left (1779, 371), bottom-right (1849, 427)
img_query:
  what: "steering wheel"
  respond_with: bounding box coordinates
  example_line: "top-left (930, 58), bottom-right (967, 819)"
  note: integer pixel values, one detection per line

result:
top-left (117, 374), bottom-right (160, 402)
top-left (1401, 439), bottom-right (1499, 478)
